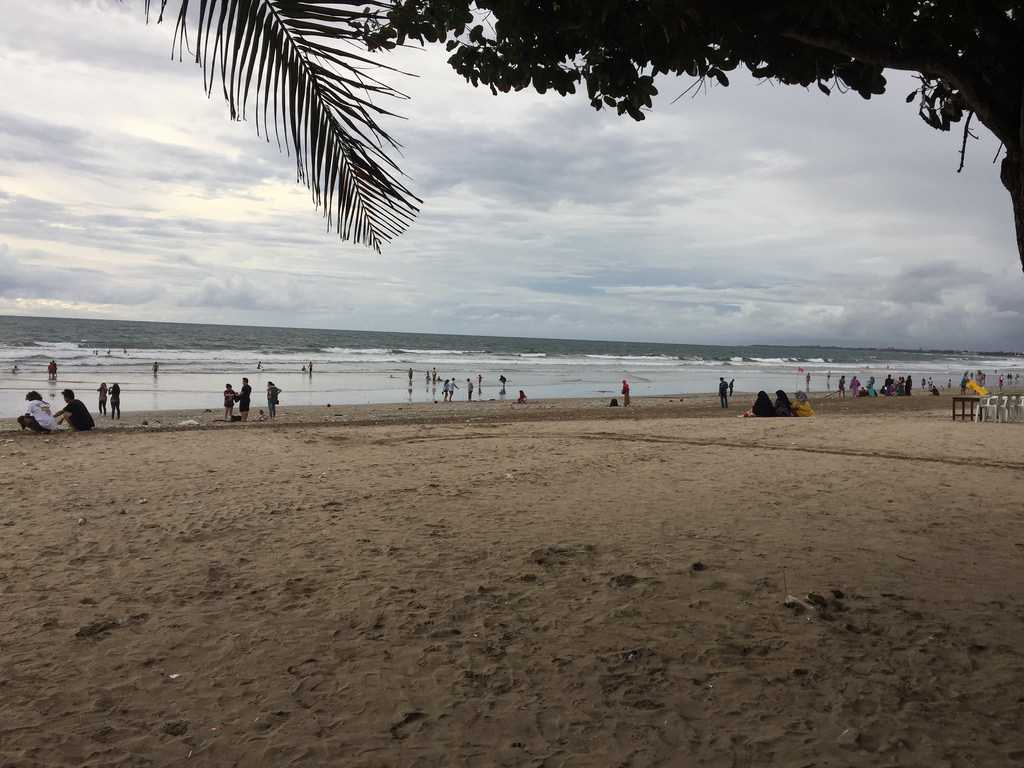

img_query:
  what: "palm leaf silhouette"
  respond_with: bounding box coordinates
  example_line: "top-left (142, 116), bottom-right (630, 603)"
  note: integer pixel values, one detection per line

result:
top-left (144, 0), bottom-right (419, 251)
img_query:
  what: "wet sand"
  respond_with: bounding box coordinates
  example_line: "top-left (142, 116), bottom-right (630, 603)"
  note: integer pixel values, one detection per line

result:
top-left (2, 396), bottom-right (1024, 766)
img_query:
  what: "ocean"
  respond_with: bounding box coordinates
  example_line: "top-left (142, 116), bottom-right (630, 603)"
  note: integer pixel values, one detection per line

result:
top-left (1, 315), bottom-right (1020, 417)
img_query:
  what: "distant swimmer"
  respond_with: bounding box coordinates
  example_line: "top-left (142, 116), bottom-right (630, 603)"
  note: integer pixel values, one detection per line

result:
top-left (107, 349), bottom-right (111, 356)
top-left (408, 367), bottom-right (414, 385)
top-left (152, 361), bottom-right (159, 375)
top-left (10, 364), bottom-right (18, 374)
top-left (47, 360), bottom-right (58, 381)
top-left (257, 361), bottom-right (263, 370)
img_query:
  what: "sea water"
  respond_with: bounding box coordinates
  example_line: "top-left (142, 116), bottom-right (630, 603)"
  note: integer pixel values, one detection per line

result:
top-left (0, 315), bottom-right (1019, 417)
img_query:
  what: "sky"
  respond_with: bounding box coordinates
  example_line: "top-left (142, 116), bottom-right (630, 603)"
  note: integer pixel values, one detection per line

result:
top-left (0, 1), bottom-right (1021, 350)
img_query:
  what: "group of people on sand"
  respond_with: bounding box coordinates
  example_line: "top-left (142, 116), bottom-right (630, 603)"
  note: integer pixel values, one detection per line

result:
top-left (17, 389), bottom-right (96, 433)
top-left (222, 378), bottom-right (282, 422)
top-left (748, 390), bottom-right (814, 417)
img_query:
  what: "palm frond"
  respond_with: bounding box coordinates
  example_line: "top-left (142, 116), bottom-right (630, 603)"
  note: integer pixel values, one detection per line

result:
top-left (143, 0), bottom-right (420, 251)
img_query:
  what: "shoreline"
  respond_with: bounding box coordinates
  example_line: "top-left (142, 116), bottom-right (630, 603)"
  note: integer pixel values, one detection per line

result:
top-left (1, 389), bottom-right (967, 435)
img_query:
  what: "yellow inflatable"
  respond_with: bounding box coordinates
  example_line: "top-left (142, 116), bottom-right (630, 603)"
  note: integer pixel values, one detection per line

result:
top-left (966, 380), bottom-right (989, 396)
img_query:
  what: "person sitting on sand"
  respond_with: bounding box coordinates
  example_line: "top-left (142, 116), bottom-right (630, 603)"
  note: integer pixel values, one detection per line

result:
top-left (17, 391), bottom-right (57, 433)
top-left (223, 383), bottom-right (237, 421)
top-left (774, 390), bottom-right (794, 417)
top-left (54, 389), bottom-right (95, 432)
top-left (792, 391), bottom-right (815, 417)
top-left (751, 391), bottom-right (775, 417)
top-left (517, 390), bottom-right (528, 404)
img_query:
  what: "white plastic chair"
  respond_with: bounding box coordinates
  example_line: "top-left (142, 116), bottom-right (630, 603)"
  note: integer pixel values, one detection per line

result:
top-left (977, 396), bottom-right (997, 422)
top-left (1011, 395), bottom-right (1024, 423)
top-left (998, 396), bottom-right (1011, 423)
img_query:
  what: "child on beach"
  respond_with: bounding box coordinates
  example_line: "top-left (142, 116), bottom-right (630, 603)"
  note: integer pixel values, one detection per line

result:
top-left (97, 383), bottom-right (108, 415)
top-left (223, 383), bottom-right (237, 420)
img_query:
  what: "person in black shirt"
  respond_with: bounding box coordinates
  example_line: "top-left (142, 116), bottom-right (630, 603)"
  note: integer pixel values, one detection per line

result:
top-left (109, 383), bottom-right (121, 420)
top-left (238, 377), bottom-right (253, 422)
top-left (55, 389), bottom-right (95, 432)
top-left (718, 377), bottom-right (729, 409)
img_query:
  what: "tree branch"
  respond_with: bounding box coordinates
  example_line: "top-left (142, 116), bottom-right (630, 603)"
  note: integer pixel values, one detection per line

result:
top-left (957, 111), bottom-right (975, 173)
top-left (781, 29), bottom-right (1017, 147)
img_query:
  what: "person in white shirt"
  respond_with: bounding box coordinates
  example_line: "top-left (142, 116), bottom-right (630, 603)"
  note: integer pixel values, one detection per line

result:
top-left (17, 391), bottom-right (57, 433)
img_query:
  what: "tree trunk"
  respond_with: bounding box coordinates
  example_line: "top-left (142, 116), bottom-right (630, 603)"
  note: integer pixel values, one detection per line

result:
top-left (1002, 150), bottom-right (1024, 273)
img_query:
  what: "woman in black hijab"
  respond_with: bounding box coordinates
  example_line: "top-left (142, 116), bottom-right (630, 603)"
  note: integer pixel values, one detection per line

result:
top-left (774, 390), bottom-right (794, 417)
top-left (752, 391), bottom-right (775, 417)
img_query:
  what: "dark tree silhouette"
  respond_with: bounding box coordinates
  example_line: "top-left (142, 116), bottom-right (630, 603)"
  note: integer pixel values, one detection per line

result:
top-left (145, 2), bottom-right (1024, 269)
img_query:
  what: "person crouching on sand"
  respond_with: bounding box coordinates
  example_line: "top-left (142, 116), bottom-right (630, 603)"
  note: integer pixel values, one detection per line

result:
top-left (517, 390), bottom-right (528, 404)
top-left (17, 391), bottom-right (57, 433)
top-left (223, 383), bottom-right (237, 421)
top-left (55, 389), bottom-right (95, 432)
top-left (621, 379), bottom-right (630, 407)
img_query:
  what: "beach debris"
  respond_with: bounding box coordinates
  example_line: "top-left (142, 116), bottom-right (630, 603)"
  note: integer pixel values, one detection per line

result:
top-left (691, 561), bottom-right (706, 572)
top-left (609, 574), bottom-right (641, 588)
top-left (389, 710), bottom-right (427, 740)
top-left (784, 595), bottom-right (813, 614)
top-left (832, 589), bottom-right (846, 599)
top-left (138, 498), bottom-right (149, 505)
top-left (75, 613), bottom-right (148, 639)
top-left (168, 673), bottom-right (181, 680)
top-left (177, 419), bottom-right (200, 427)
top-left (141, 420), bottom-right (149, 426)
top-left (162, 720), bottom-right (189, 736)
top-left (77, 517), bottom-right (87, 526)
top-left (837, 727), bottom-right (861, 749)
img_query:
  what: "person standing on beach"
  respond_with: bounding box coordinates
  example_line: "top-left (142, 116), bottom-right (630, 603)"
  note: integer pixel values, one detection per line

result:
top-left (308, 361), bottom-right (314, 375)
top-left (97, 383), bottom-right (108, 415)
top-left (238, 377), bottom-right (253, 421)
top-left (450, 379), bottom-right (460, 400)
top-left (718, 377), bottom-right (729, 409)
top-left (441, 379), bottom-right (450, 402)
top-left (477, 373), bottom-right (483, 391)
top-left (838, 375), bottom-right (846, 398)
top-left (467, 378), bottom-right (474, 401)
top-left (621, 379), bottom-right (631, 407)
top-left (224, 383), bottom-right (237, 420)
top-left (266, 381), bottom-right (281, 419)
top-left (805, 371), bottom-right (811, 391)
top-left (827, 371), bottom-right (831, 390)
top-left (499, 374), bottom-right (508, 395)
top-left (109, 383), bottom-right (121, 419)
top-left (728, 378), bottom-right (735, 397)
top-left (408, 367), bottom-right (414, 386)
top-left (425, 370), bottom-right (430, 387)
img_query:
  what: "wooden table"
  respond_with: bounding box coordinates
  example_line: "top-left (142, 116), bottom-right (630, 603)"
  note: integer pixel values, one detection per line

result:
top-left (952, 396), bottom-right (980, 421)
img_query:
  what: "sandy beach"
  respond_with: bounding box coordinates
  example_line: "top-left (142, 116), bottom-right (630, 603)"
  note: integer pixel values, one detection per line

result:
top-left (3, 395), bottom-right (1024, 766)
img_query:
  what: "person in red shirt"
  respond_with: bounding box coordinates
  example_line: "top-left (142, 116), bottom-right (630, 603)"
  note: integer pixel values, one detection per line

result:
top-left (517, 390), bottom-right (528, 404)
top-left (621, 379), bottom-right (630, 407)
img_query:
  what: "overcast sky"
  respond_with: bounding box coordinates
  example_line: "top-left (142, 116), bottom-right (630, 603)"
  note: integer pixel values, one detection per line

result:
top-left (1, 1), bottom-right (1021, 349)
